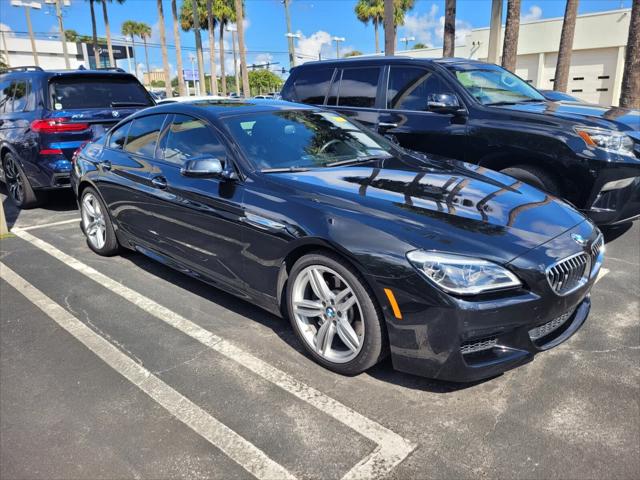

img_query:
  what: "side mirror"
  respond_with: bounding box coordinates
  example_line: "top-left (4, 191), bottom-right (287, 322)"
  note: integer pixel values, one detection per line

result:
top-left (427, 93), bottom-right (463, 114)
top-left (180, 157), bottom-right (224, 178)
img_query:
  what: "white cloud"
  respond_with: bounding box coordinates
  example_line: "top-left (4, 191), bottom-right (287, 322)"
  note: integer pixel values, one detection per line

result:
top-left (402, 4), bottom-right (472, 49)
top-left (521, 5), bottom-right (543, 22)
top-left (295, 30), bottom-right (333, 63)
top-left (0, 23), bottom-right (14, 36)
top-left (254, 52), bottom-right (273, 66)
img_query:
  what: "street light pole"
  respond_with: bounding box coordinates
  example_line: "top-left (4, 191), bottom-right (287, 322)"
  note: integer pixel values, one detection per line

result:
top-left (226, 24), bottom-right (240, 96)
top-left (11, 1), bottom-right (42, 67)
top-left (332, 36), bottom-right (345, 59)
top-left (399, 35), bottom-right (415, 51)
top-left (1, 28), bottom-right (10, 68)
top-left (51, 0), bottom-right (71, 68)
top-left (285, 32), bottom-right (300, 66)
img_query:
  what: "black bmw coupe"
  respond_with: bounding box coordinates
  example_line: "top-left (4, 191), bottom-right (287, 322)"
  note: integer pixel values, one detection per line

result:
top-left (71, 100), bottom-right (604, 382)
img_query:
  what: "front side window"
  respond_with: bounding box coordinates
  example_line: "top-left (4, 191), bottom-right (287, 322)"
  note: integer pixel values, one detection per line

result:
top-left (223, 110), bottom-right (393, 170)
top-left (124, 114), bottom-right (167, 157)
top-left (162, 114), bottom-right (227, 165)
top-left (387, 67), bottom-right (447, 110)
top-left (449, 66), bottom-right (545, 105)
top-left (336, 67), bottom-right (380, 108)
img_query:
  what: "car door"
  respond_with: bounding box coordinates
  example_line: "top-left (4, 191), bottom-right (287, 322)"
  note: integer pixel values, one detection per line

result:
top-left (97, 113), bottom-right (169, 243)
top-left (326, 66), bottom-right (383, 128)
top-left (142, 113), bottom-right (247, 295)
top-left (377, 65), bottom-right (468, 159)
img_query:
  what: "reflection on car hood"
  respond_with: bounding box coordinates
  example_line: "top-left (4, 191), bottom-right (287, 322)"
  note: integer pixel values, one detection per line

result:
top-left (497, 101), bottom-right (640, 132)
top-left (269, 156), bottom-right (588, 262)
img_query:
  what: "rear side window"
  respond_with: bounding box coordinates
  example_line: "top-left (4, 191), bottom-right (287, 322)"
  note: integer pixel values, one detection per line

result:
top-left (12, 81), bottom-right (30, 112)
top-left (0, 81), bottom-right (12, 113)
top-left (124, 114), bottom-right (167, 157)
top-left (387, 67), bottom-right (447, 110)
top-left (335, 67), bottom-right (380, 108)
top-left (49, 76), bottom-right (153, 110)
top-left (161, 114), bottom-right (227, 165)
top-left (287, 68), bottom-right (334, 105)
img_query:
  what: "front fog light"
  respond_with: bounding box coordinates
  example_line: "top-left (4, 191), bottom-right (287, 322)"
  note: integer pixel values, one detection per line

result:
top-left (600, 177), bottom-right (637, 192)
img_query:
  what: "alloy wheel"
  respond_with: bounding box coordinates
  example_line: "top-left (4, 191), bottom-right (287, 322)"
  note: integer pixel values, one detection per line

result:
top-left (81, 193), bottom-right (107, 250)
top-left (5, 158), bottom-right (24, 205)
top-left (291, 265), bottom-right (365, 363)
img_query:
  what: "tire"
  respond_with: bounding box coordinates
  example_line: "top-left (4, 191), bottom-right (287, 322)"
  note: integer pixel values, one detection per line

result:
top-left (3, 153), bottom-right (40, 209)
top-left (286, 252), bottom-right (386, 375)
top-left (80, 187), bottom-right (120, 256)
top-left (500, 164), bottom-right (562, 197)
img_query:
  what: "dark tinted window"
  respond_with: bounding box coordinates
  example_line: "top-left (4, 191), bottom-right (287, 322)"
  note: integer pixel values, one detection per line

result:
top-left (162, 115), bottom-right (227, 165)
top-left (124, 114), bottom-right (166, 157)
top-left (108, 121), bottom-right (131, 150)
top-left (288, 68), bottom-right (334, 104)
top-left (50, 77), bottom-right (153, 110)
top-left (0, 81), bottom-right (12, 113)
top-left (387, 67), bottom-right (447, 110)
top-left (337, 67), bottom-right (380, 108)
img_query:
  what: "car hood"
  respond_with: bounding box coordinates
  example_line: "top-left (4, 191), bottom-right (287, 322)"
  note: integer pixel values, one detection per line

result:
top-left (268, 156), bottom-right (588, 263)
top-left (497, 101), bottom-right (640, 132)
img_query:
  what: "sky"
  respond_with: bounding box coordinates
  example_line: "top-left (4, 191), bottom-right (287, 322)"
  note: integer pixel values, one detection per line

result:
top-left (0, 0), bottom-right (633, 78)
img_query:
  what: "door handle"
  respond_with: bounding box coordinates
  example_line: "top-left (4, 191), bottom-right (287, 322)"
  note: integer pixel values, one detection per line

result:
top-left (151, 176), bottom-right (167, 189)
top-left (378, 122), bottom-right (398, 129)
top-left (99, 160), bottom-right (111, 171)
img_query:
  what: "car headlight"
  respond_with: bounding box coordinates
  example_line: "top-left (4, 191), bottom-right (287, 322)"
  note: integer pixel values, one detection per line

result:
top-left (575, 127), bottom-right (635, 156)
top-left (406, 251), bottom-right (522, 295)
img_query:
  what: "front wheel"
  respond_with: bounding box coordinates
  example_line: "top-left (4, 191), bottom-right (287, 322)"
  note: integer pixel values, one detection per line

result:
top-left (80, 187), bottom-right (119, 256)
top-left (287, 252), bottom-right (386, 375)
top-left (500, 164), bottom-right (562, 197)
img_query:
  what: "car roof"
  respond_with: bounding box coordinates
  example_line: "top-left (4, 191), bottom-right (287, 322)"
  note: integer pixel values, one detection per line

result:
top-left (146, 98), bottom-right (315, 119)
top-left (291, 55), bottom-right (488, 69)
top-left (0, 67), bottom-right (140, 81)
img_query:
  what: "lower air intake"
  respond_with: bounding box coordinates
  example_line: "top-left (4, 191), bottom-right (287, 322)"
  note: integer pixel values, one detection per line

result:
top-left (461, 337), bottom-right (497, 355)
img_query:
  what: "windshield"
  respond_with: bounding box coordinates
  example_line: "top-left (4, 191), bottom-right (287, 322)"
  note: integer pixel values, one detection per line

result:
top-left (49, 77), bottom-right (154, 110)
top-left (452, 67), bottom-right (545, 105)
top-left (222, 110), bottom-right (394, 171)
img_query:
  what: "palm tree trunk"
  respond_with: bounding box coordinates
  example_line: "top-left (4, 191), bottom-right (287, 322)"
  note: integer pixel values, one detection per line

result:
top-left (554, 0), bottom-right (579, 92)
top-left (130, 35), bottom-right (138, 79)
top-left (620, 0), bottom-right (639, 108)
top-left (101, 0), bottom-right (115, 67)
top-left (192, 0), bottom-right (207, 95)
top-left (235, 0), bottom-right (250, 97)
top-left (219, 24), bottom-right (227, 96)
top-left (383, 0), bottom-right (394, 55)
top-left (89, 0), bottom-right (100, 67)
top-left (374, 20), bottom-right (379, 54)
top-left (143, 37), bottom-right (151, 86)
top-left (206, 0), bottom-right (219, 95)
top-left (501, 0), bottom-right (521, 72)
top-left (157, 0), bottom-right (172, 98)
top-left (171, 0), bottom-right (186, 96)
top-left (443, 0), bottom-right (456, 57)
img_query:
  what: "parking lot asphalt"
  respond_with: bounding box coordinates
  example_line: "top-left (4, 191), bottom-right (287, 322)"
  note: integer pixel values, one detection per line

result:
top-left (1, 188), bottom-right (639, 480)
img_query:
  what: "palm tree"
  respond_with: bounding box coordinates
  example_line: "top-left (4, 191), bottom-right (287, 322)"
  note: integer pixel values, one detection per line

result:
top-left (554, 0), bottom-right (579, 92)
top-left (138, 22), bottom-right (152, 86)
top-left (234, 0), bottom-right (249, 96)
top-left (121, 20), bottom-right (139, 78)
top-left (64, 29), bottom-right (79, 42)
top-left (383, 0), bottom-right (414, 55)
top-left (443, 0), bottom-right (456, 57)
top-left (206, 0), bottom-right (219, 95)
top-left (501, 0), bottom-right (521, 72)
top-left (100, 0), bottom-right (125, 68)
top-left (355, 0), bottom-right (384, 54)
top-left (87, 0), bottom-right (100, 66)
top-left (180, 0), bottom-right (208, 95)
top-left (215, 0), bottom-right (236, 96)
top-left (171, 0), bottom-right (186, 96)
top-left (156, 0), bottom-right (172, 98)
top-left (620, 0), bottom-right (639, 108)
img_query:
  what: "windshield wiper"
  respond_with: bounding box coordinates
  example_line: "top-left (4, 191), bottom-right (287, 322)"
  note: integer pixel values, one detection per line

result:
top-left (110, 101), bottom-right (150, 107)
top-left (261, 167), bottom-right (311, 173)
top-left (324, 155), bottom-right (390, 168)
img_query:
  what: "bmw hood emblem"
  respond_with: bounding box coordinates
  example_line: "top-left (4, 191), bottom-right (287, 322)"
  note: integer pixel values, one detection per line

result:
top-left (112, 110), bottom-right (120, 118)
top-left (571, 233), bottom-right (588, 246)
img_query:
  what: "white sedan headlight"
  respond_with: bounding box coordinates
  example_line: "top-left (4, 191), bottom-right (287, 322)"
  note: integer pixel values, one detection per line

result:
top-left (406, 251), bottom-right (522, 295)
top-left (575, 127), bottom-right (635, 156)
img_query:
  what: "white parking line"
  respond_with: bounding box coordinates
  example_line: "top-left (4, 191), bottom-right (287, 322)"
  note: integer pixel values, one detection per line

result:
top-left (0, 262), bottom-right (297, 480)
top-left (595, 267), bottom-right (610, 284)
top-left (12, 228), bottom-right (416, 480)
top-left (15, 218), bottom-right (81, 231)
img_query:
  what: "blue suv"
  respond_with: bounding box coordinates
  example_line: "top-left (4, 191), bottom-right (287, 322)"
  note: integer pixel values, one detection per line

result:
top-left (0, 66), bottom-right (154, 208)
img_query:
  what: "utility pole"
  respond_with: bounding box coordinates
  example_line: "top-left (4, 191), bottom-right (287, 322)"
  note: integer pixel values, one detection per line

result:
top-left (235, 0), bottom-right (250, 97)
top-left (49, 0), bottom-right (71, 68)
top-left (487, 0), bottom-right (503, 64)
top-left (399, 36), bottom-right (415, 50)
top-left (285, 32), bottom-right (300, 65)
top-left (283, 0), bottom-right (295, 68)
top-left (332, 36), bottom-right (345, 58)
top-left (11, 1), bottom-right (42, 67)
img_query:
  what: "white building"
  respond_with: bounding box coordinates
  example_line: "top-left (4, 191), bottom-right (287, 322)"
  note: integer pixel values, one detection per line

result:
top-left (397, 8), bottom-right (632, 107)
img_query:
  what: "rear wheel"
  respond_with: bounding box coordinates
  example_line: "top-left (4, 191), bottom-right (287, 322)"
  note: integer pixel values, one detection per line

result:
top-left (80, 187), bottom-right (119, 256)
top-left (3, 153), bottom-right (39, 209)
top-left (287, 252), bottom-right (386, 375)
top-left (500, 164), bottom-right (562, 197)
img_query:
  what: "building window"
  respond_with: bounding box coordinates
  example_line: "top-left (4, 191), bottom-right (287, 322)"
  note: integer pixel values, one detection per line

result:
top-left (598, 75), bottom-right (610, 80)
top-left (596, 88), bottom-right (608, 92)
top-left (571, 89), bottom-right (583, 93)
top-left (572, 77), bottom-right (584, 81)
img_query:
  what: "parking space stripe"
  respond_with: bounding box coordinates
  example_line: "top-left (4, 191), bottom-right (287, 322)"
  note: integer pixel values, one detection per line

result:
top-left (0, 262), bottom-right (297, 480)
top-left (16, 218), bottom-right (81, 231)
top-left (12, 227), bottom-right (416, 480)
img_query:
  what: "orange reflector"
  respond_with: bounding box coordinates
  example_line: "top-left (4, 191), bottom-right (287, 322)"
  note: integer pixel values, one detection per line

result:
top-left (577, 130), bottom-right (596, 147)
top-left (384, 288), bottom-right (402, 320)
